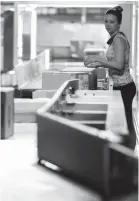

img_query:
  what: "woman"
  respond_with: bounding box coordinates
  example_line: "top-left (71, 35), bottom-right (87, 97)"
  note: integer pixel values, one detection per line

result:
top-left (84, 6), bottom-right (136, 149)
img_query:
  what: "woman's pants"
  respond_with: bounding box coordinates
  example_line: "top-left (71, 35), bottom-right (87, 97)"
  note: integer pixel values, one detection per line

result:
top-left (113, 81), bottom-right (136, 149)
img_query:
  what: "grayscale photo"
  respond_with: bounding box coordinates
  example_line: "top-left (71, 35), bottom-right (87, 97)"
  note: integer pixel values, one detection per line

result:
top-left (0, 1), bottom-right (139, 201)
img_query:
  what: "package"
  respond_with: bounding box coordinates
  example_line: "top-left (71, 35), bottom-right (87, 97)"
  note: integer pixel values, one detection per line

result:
top-left (33, 90), bottom-right (56, 99)
top-left (14, 98), bottom-right (50, 123)
top-left (96, 68), bottom-right (106, 90)
top-left (42, 67), bottom-right (96, 90)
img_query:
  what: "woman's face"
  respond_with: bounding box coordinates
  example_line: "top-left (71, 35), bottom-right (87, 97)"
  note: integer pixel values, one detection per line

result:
top-left (104, 14), bottom-right (120, 35)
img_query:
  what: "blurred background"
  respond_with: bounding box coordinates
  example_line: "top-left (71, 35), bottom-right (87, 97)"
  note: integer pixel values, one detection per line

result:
top-left (1, 1), bottom-right (139, 122)
top-left (0, 1), bottom-right (138, 130)
top-left (0, 2), bottom-right (139, 200)
top-left (0, 2), bottom-right (110, 67)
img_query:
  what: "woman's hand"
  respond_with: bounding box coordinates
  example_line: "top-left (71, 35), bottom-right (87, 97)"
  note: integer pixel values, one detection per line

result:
top-left (86, 62), bottom-right (101, 68)
top-left (84, 55), bottom-right (101, 67)
top-left (84, 55), bottom-right (99, 66)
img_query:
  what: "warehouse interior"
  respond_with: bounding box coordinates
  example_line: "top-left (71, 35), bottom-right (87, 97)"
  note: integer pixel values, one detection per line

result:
top-left (0, 1), bottom-right (139, 201)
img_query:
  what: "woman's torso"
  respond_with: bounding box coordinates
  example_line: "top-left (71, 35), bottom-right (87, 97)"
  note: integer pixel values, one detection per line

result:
top-left (106, 32), bottom-right (133, 87)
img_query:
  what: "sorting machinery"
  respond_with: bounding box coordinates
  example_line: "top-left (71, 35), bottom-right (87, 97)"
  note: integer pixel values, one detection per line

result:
top-left (36, 79), bottom-right (138, 200)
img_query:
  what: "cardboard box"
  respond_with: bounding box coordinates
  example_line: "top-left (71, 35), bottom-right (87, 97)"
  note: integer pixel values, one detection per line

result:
top-left (42, 67), bottom-right (96, 90)
top-left (14, 98), bottom-right (50, 114)
top-left (14, 98), bottom-right (50, 123)
top-left (33, 90), bottom-right (56, 99)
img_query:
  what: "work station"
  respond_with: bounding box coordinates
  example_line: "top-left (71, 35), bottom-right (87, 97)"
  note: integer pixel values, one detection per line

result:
top-left (0, 1), bottom-right (139, 200)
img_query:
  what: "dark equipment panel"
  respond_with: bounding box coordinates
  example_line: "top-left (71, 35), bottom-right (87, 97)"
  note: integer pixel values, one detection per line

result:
top-left (37, 113), bottom-right (110, 198)
top-left (3, 10), bottom-right (14, 73)
top-left (37, 112), bottom-right (138, 200)
top-left (1, 87), bottom-right (14, 139)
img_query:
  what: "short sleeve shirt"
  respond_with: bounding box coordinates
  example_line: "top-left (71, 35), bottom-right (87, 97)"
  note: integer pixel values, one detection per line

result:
top-left (106, 32), bottom-right (133, 87)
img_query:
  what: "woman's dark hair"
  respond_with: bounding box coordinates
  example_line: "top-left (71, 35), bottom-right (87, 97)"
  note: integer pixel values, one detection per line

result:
top-left (105, 6), bottom-right (123, 24)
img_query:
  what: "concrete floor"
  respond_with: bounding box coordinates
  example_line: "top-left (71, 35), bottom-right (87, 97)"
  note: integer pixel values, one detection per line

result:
top-left (0, 123), bottom-right (138, 201)
top-left (0, 123), bottom-right (102, 201)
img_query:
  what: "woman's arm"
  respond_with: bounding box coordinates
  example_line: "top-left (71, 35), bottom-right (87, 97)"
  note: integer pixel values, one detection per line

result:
top-left (84, 37), bottom-right (125, 72)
